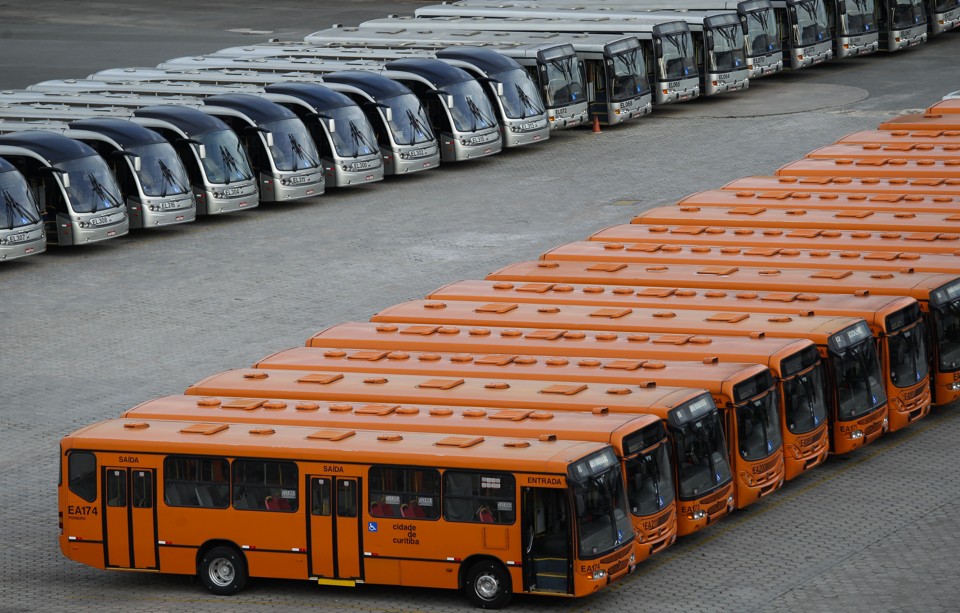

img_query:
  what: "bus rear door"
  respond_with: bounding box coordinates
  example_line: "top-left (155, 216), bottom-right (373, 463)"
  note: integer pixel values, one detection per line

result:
top-left (309, 475), bottom-right (362, 583)
top-left (102, 466), bottom-right (158, 570)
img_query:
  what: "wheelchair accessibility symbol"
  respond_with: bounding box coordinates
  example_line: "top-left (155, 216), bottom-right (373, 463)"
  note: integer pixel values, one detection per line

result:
top-left (368, 522), bottom-right (378, 532)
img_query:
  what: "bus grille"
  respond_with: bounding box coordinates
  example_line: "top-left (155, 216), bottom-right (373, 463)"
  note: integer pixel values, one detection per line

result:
top-left (706, 498), bottom-right (728, 516)
top-left (606, 558), bottom-right (629, 577)
top-left (601, 549), bottom-right (629, 565)
top-left (755, 456), bottom-right (780, 476)
top-left (797, 432), bottom-right (822, 447)
top-left (700, 485), bottom-right (730, 506)
top-left (863, 420), bottom-right (884, 437)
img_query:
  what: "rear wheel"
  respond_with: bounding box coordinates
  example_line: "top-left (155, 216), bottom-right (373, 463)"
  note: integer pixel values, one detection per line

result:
top-left (464, 560), bottom-right (512, 609)
top-left (198, 545), bottom-right (248, 595)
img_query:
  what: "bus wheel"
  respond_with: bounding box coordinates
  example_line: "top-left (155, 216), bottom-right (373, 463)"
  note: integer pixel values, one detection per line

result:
top-left (198, 545), bottom-right (248, 595)
top-left (464, 560), bottom-right (512, 609)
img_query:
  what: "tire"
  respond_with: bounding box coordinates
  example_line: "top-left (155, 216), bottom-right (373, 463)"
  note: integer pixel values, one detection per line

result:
top-left (464, 560), bottom-right (512, 609)
top-left (198, 545), bottom-right (248, 596)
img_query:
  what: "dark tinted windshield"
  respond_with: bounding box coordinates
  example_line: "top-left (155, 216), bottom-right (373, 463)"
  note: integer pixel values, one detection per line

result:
top-left (672, 411), bottom-right (731, 499)
top-left (543, 55), bottom-right (586, 106)
top-left (127, 142), bottom-right (190, 197)
top-left (571, 454), bottom-right (633, 558)
top-left (747, 8), bottom-right (781, 54)
top-left (736, 388), bottom-right (783, 461)
top-left (446, 80), bottom-right (499, 133)
top-left (711, 24), bottom-right (747, 72)
top-left (194, 129), bottom-right (254, 184)
top-left (932, 299), bottom-right (960, 373)
top-left (59, 156), bottom-right (125, 214)
top-left (892, 0), bottom-right (927, 27)
top-left (261, 117), bottom-right (321, 172)
top-left (383, 93), bottom-right (435, 146)
top-left (322, 106), bottom-right (379, 158)
top-left (625, 441), bottom-right (675, 517)
top-left (888, 321), bottom-right (929, 389)
top-left (783, 361), bottom-right (830, 434)
top-left (496, 68), bottom-right (545, 119)
top-left (830, 338), bottom-right (887, 421)
top-left (843, 0), bottom-right (877, 34)
top-left (0, 170), bottom-right (41, 229)
top-left (795, 0), bottom-right (831, 45)
top-left (610, 48), bottom-right (649, 101)
top-left (659, 31), bottom-right (699, 79)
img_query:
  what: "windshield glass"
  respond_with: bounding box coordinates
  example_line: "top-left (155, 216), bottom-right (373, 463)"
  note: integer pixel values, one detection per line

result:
top-left (936, 0), bottom-right (960, 11)
top-left (659, 30), bottom-right (699, 79)
top-left (609, 48), bottom-right (649, 101)
top-left (127, 142), bottom-right (190, 198)
top-left (888, 321), bottom-right (929, 389)
top-left (783, 362), bottom-right (830, 434)
top-left (58, 156), bottom-right (125, 214)
top-left (842, 0), bottom-right (877, 34)
top-left (321, 106), bottom-right (379, 158)
top-left (625, 442), bottom-right (675, 517)
top-left (933, 299), bottom-right (960, 373)
top-left (795, 0), bottom-right (831, 45)
top-left (571, 453), bottom-right (633, 558)
top-left (194, 129), bottom-right (254, 185)
top-left (542, 55), bottom-right (587, 107)
top-left (0, 170), bottom-right (41, 230)
top-left (736, 388), bottom-right (783, 461)
top-left (830, 338), bottom-right (887, 421)
top-left (494, 68), bottom-right (545, 119)
top-left (747, 8), bottom-right (781, 54)
top-left (672, 412), bottom-right (731, 500)
top-left (445, 79), bottom-right (499, 133)
top-left (711, 24), bottom-right (747, 72)
top-left (261, 117), bottom-right (321, 172)
top-left (383, 92), bottom-right (435, 146)
top-left (892, 0), bottom-right (926, 27)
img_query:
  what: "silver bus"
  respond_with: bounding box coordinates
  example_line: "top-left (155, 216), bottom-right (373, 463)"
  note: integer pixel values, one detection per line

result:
top-left (0, 130), bottom-right (128, 246)
top-left (768, 0), bottom-right (835, 66)
top-left (0, 155), bottom-right (45, 260)
top-left (306, 25), bottom-right (591, 130)
top-left (876, 0), bottom-right (928, 49)
top-left (414, 3), bottom-right (747, 96)
top-left (31, 78), bottom-right (383, 188)
top-left (160, 55), bottom-right (502, 162)
top-left (364, 14), bottom-right (699, 104)
top-left (924, 0), bottom-right (960, 33)
top-left (214, 42), bottom-right (551, 144)
top-left (0, 113), bottom-right (196, 229)
top-left (90, 67), bottom-right (440, 176)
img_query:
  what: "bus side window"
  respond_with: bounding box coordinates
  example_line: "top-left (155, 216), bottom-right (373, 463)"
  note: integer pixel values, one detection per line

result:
top-left (232, 459), bottom-right (298, 512)
top-left (106, 469), bottom-right (126, 507)
top-left (68, 451), bottom-right (97, 503)
top-left (337, 480), bottom-right (357, 518)
top-left (443, 470), bottom-right (516, 525)
top-left (312, 478), bottom-right (331, 516)
top-left (369, 466), bottom-right (440, 519)
top-left (163, 456), bottom-right (229, 509)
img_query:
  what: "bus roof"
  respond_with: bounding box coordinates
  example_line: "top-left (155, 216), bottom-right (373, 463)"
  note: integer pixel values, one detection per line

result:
top-left (540, 238), bottom-right (960, 274)
top-left (322, 70), bottom-right (421, 97)
top-left (63, 417), bottom-right (607, 472)
top-left (28, 78), bottom-right (264, 98)
top-left (927, 99), bottom-right (960, 114)
top-left (677, 188), bottom-right (960, 215)
top-left (415, 3), bottom-right (732, 29)
top-left (426, 279), bottom-right (919, 331)
top-left (0, 129), bottom-right (98, 162)
top-left (590, 223), bottom-right (960, 255)
top-left (262, 82), bottom-right (355, 110)
top-left (724, 175), bottom-right (960, 197)
top-left (307, 322), bottom-right (818, 375)
top-left (485, 259), bottom-right (960, 299)
top-left (632, 204), bottom-right (960, 235)
top-left (185, 367), bottom-right (712, 421)
top-left (879, 113), bottom-right (960, 131)
top-left (435, 46), bottom-right (527, 72)
top-left (122, 394), bottom-right (664, 451)
top-left (256, 345), bottom-right (771, 397)
top-left (371, 298), bottom-right (867, 342)
top-left (201, 93), bottom-right (298, 122)
top-left (808, 143), bottom-right (960, 161)
top-left (364, 14), bottom-right (685, 36)
top-left (383, 58), bottom-right (477, 84)
top-left (132, 105), bottom-right (232, 135)
top-left (837, 129), bottom-right (960, 145)
top-left (776, 157), bottom-right (960, 180)
top-left (66, 117), bottom-right (170, 147)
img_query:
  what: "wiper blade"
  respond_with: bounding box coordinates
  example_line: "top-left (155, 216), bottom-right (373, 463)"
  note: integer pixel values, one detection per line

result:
top-left (405, 108), bottom-right (430, 140)
top-left (288, 133), bottom-right (319, 169)
top-left (348, 121), bottom-right (374, 158)
top-left (466, 97), bottom-right (493, 129)
top-left (3, 189), bottom-right (40, 225)
top-left (157, 158), bottom-right (187, 197)
top-left (87, 173), bottom-right (122, 210)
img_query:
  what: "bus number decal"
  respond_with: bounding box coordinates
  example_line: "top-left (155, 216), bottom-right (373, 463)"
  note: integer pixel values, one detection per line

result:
top-left (668, 81), bottom-right (681, 88)
top-left (68, 505), bottom-right (98, 517)
top-left (579, 561), bottom-right (601, 574)
top-left (392, 523), bottom-right (419, 545)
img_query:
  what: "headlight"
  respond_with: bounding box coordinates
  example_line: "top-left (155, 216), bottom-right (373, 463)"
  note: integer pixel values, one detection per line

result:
top-left (398, 152), bottom-right (409, 159)
top-left (591, 569), bottom-right (607, 580)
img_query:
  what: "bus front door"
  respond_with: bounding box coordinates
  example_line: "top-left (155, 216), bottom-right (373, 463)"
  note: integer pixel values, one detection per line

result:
top-left (309, 476), bottom-right (361, 582)
top-left (521, 487), bottom-right (571, 595)
top-left (102, 467), bottom-right (158, 570)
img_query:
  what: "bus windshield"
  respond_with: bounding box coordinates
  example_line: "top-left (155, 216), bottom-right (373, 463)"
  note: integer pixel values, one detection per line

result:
top-left (842, 0), bottom-right (877, 34)
top-left (261, 117), bottom-right (321, 172)
top-left (542, 55), bottom-right (586, 106)
top-left (931, 294), bottom-right (960, 373)
top-left (127, 142), bottom-right (190, 197)
top-left (672, 411), bottom-right (731, 499)
top-left (609, 47), bottom-right (649, 101)
top-left (711, 24), bottom-right (747, 72)
top-left (0, 170), bottom-right (41, 229)
top-left (735, 381), bottom-right (782, 461)
top-left (795, 0), bottom-right (831, 45)
top-left (494, 68), bottom-right (545, 119)
top-left (830, 336), bottom-right (887, 421)
top-left (323, 106), bottom-right (379, 158)
top-left (446, 80), bottom-right (499, 133)
top-left (383, 93), bottom-right (435, 145)
top-left (746, 7), bottom-right (781, 54)
top-left (624, 441), bottom-right (675, 517)
top-left (658, 29), bottom-right (698, 79)
top-left (887, 321), bottom-right (929, 389)
top-left (59, 156), bottom-right (125, 214)
top-left (569, 449), bottom-right (633, 558)
top-left (195, 129), bottom-right (254, 184)
top-left (892, 0), bottom-right (926, 28)
top-left (782, 357), bottom-right (829, 434)
top-left (936, 0), bottom-right (960, 11)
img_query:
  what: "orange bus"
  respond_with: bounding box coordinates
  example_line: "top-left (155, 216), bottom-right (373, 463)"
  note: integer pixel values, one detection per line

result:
top-left (676, 188), bottom-right (960, 215)
top-left (837, 130), bottom-right (960, 146)
top-left (427, 279), bottom-right (926, 433)
top-left (806, 143), bottom-right (960, 161)
top-left (183, 369), bottom-right (737, 536)
top-left (254, 346), bottom-right (784, 510)
top-left (878, 112), bottom-right (960, 131)
top-left (724, 175), bottom-right (960, 198)
top-left (775, 157), bottom-right (960, 180)
top-left (630, 204), bottom-right (960, 236)
top-left (60, 418), bottom-right (635, 606)
top-left (925, 100), bottom-right (960, 115)
top-left (590, 222), bottom-right (960, 256)
top-left (486, 260), bottom-right (959, 407)
top-left (370, 299), bottom-right (888, 456)
top-left (541, 238), bottom-right (960, 275)
top-left (307, 322), bottom-right (828, 481)
top-left (121, 395), bottom-right (678, 562)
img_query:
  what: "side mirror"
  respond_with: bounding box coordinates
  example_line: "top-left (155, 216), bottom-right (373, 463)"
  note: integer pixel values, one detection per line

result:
top-left (706, 32), bottom-right (715, 51)
top-left (197, 144), bottom-right (207, 159)
top-left (264, 131), bottom-right (274, 147)
top-left (112, 150), bottom-right (142, 171)
top-left (740, 16), bottom-right (749, 35)
top-left (383, 106), bottom-right (393, 122)
top-left (445, 95), bottom-right (454, 109)
top-left (494, 81), bottom-right (504, 96)
top-left (654, 39), bottom-right (663, 59)
top-left (327, 118), bottom-right (336, 133)
top-left (39, 165), bottom-right (70, 188)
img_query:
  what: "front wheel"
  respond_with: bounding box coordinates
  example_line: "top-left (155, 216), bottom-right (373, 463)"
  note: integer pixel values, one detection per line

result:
top-left (464, 560), bottom-right (512, 609)
top-left (198, 545), bottom-right (248, 595)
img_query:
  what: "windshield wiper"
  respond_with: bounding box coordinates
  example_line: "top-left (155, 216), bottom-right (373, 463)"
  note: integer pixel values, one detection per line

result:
top-left (87, 173), bottom-right (122, 211)
top-left (219, 144), bottom-right (246, 184)
top-left (466, 97), bottom-right (494, 131)
top-left (288, 133), bottom-right (319, 170)
top-left (157, 159), bottom-right (187, 197)
top-left (514, 83), bottom-right (541, 117)
top-left (348, 121), bottom-right (375, 158)
top-left (405, 108), bottom-right (430, 142)
top-left (2, 188), bottom-right (40, 226)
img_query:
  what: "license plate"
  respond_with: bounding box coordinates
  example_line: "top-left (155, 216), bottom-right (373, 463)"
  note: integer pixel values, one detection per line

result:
top-left (287, 175), bottom-right (311, 185)
top-left (221, 188), bottom-right (242, 197)
top-left (469, 133), bottom-right (497, 145)
top-left (161, 201), bottom-right (183, 210)
top-left (7, 233), bottom-right (27, 243)
top-left (89, 216), bottom-right (111, 226)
